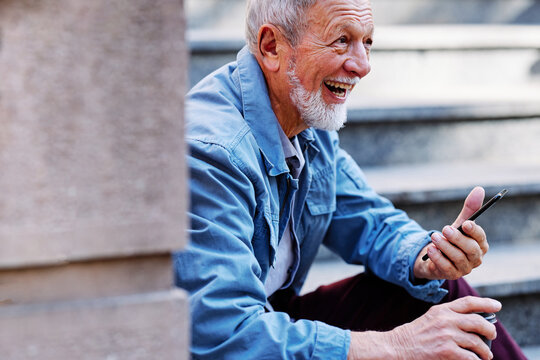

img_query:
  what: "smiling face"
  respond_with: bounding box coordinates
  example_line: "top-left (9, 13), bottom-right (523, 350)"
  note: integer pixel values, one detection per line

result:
top-left (287, 59), bottom-right (353, 131)
top-left (286, 0), bottom-right (374, 131)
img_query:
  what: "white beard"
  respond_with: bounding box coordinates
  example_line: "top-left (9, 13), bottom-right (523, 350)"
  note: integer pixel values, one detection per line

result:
top-left (287, 61), bottom-right (349, 131)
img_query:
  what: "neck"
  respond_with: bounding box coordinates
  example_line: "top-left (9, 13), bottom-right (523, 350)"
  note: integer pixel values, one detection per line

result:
top-left (254, 52), bottom-right (308, 137)
top-left (281, 120), bottom-right (308, 138)
top-left (266, 81), bottom-right (308, 138)
top-left (275, 106), bottom-right (308, 138)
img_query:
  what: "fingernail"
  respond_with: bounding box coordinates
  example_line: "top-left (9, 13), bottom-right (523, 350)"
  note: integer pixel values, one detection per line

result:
top-left (491, 299), bottom-right (502, 309)
top-left (432, 232), bottom-right (443, 243)
top-left (443, 226), bottom-right (454, 237)
top-left (463, 221), bottom-right (473, 231)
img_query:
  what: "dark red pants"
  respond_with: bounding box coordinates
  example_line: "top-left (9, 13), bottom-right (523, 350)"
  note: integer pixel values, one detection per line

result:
top-left (284, 273), bottom-right (526, 360)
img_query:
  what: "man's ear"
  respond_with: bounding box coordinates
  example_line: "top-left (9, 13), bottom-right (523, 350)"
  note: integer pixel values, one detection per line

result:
top-left (257, 24), bottom-right (286, 72)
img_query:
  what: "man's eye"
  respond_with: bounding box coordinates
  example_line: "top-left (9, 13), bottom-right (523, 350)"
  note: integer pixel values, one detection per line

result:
top-left (337, 36), bottom-right (348, 44)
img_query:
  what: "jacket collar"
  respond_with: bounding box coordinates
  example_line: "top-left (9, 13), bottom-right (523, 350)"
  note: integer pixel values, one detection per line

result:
top-left (236, 46), bottom-right (319, 176)
top-left (236, 46), bottom-right (292, 177)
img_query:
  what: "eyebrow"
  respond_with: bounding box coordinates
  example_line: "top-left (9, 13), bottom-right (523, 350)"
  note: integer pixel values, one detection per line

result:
top-left (334, 22), bottom-right (374, 38)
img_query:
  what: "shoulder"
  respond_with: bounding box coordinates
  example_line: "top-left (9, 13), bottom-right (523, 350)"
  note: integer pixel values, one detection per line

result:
top-left (186, 62), bottom-right (251, 150)
top-left (186, 63), bottom-right (266, 181)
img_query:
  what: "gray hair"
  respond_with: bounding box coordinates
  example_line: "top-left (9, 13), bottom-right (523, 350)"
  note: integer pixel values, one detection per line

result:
top-left (245, 0), bottom-right (318, 54)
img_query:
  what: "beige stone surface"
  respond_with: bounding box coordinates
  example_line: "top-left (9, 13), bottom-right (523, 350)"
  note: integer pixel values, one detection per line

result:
top-left (0, 255), bottom-right (174, 305)
top-left (0, 0), bottom-right (189, 357)
top-left (0, 290), bottom-right (189, 360)
top-left (0, 0), bottom-right (188, 268)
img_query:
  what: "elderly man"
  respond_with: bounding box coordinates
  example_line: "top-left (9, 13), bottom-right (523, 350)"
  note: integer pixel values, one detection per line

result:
top-left (175, 0), bottom-right (526, 359)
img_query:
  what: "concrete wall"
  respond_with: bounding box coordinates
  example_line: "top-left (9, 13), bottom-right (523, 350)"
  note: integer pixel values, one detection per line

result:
top-left (0, 0), bottom-right (189, 358)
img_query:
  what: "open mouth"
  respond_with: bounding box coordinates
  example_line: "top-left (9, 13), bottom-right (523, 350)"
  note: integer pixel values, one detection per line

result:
top-left (324, 80), bottom-right (353, 98)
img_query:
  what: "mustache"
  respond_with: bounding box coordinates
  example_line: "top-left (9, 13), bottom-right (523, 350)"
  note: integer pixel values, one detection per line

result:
top-left (324, 76), bottom-right (359, 86)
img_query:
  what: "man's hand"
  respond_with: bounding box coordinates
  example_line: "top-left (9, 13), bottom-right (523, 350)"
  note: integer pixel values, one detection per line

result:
top-left (348, 296), bottom-right (501, 360)
top-left (414, 186), bottom-right (489, 280)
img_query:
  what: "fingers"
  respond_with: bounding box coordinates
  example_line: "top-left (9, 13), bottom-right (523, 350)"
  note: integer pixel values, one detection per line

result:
top-left (461, 220), bottom-right (489, 254)
top-left (427, 231), bottom-right (478, 278)
top-left (453, 331), bottom-right (494, 360)
top-left (459, 313), bottom-right (498, 341)
top-left (449, 307), bottom-right (499, 360)
top-left (441, 298), bottom-right (501, 359)
top-left (392, 297), bottom-right (501, 360)
top-left (427, 221), bottom-right (488, 278)
top-left (452, 186), bottom-right (485, 228)
top-left (409, 298), bottom-right (500, 360)
top-left (448, 296), bottom-right (502, 314)
top-left (426, 235), bottom-right (463, 280)
top-left (444, 224), bottom-right (484, 266)
top-left (426, 341), bottom-right (487, 360)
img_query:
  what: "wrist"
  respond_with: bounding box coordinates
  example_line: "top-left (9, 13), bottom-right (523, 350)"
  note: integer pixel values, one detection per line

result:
top-left (413, 244), bottom-right (432, 280)
top-left (347, 331), bottom-right (397, 360)
top-left (387, 325), bottom-right (414, 360)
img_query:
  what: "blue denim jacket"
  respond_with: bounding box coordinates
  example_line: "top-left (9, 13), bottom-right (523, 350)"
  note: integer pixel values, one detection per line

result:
top-left (174, 47), bottom-right (447, 360)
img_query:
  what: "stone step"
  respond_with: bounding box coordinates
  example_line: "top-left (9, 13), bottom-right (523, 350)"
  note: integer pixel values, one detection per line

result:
top-left (346, 27), bottom-right (540, 111)
top-left (347, 101), bottom-right (540, 124)
top-left (340, 114), bottom-right (540, 167)
top-left (304, 243), bottom-right (540, 347)
top-left (465, 245), bottom-right (540, 348)
top-left (188, 25), bottom-right (540, 92)
top-left (315, 160), bottom-right (540, 262)
top-left (0, 290), bottom-right (189, 360)
top-left (306, 243), bottom-right (540, 295)
top-left (188, 25), bottom-right (540, 51)
top-left (188, 26), bottom-right (540, 88)
top-left (370, 0), bottom-right (540, 25)
top-left (364, 161), bottom-right (540, 204)
top-left (186, 0), bottom-right (540, 29)
top-left (464, 244), bottom-right (540, 298)
top-left (363, 161), bottom-right (540, 246)
top-left (523, 345), bottom-right (540, 360)
top-left (189, 26), bottom-right (540, 166)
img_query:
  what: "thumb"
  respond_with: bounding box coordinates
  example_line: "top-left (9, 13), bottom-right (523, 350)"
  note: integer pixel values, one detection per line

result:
top-left (452, 186), bottom-right (485, 228)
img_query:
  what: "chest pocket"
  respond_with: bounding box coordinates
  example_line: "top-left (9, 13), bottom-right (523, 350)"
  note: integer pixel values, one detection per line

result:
top-left (306, 165), bottom-right (336, 215)
top-left (296, 164), bottom-right (336, 268)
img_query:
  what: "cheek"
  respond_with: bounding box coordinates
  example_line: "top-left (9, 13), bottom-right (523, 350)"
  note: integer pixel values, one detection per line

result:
top-left (295, 65), bottom-right (321, 89)
top-left (296, 51), bottom-right (342, 88)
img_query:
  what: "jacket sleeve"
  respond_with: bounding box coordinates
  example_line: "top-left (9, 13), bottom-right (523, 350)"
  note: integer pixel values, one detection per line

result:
top-left (323, 146), bottom-right (447, 303)
top-left (174, 139), bottom-right (350, 360)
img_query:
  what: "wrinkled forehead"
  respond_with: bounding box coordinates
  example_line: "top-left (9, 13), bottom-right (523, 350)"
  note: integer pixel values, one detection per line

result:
top-left (306, 0), bottom-right (374, 36)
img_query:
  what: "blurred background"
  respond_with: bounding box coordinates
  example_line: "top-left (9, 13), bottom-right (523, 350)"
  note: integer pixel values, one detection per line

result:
top-left (186, 0), bottom-right (540, 354)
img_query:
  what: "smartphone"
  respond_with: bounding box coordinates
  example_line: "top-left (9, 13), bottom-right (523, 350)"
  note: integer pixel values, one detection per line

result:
top-left (422, 189), bottom-right (508, 261)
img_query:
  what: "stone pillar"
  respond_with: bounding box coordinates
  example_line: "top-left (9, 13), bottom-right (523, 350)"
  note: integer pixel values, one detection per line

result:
top-left (0, 0), bottom-right (189, 358)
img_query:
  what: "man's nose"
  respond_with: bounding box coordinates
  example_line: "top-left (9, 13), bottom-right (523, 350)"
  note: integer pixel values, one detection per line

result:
top-left (343, 43), bottom-right (371, 79)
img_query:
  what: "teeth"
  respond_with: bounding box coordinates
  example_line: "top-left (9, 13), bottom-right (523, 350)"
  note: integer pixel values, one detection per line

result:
top-left (324, 80), bottom-right (353, 91)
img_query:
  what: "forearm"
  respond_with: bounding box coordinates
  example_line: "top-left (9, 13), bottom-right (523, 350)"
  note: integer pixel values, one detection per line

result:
top-left (413, 243), bottom-right (434, 280)
top-left (347, 330), bottom-right (401, 360)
